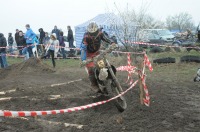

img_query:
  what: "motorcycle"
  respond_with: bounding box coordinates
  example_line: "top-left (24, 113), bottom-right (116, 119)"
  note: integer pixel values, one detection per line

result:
top-left (85, 48), bottom-right (127, 112)
top-left (172, 33), bottom-right (198, 51)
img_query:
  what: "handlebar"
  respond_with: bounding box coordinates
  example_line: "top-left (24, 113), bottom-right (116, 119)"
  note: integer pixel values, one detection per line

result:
top-left (80, 43), bottom-right (118, 67)
top-left (92, 43), bottom-right (118, 61)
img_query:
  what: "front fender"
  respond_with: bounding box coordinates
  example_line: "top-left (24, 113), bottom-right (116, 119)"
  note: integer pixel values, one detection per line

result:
top-left (94, 65), bottom-right (117, 81)
top-left (107, 65), bottom-right (116, 78)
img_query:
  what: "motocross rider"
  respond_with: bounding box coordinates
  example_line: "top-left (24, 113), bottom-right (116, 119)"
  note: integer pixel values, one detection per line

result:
top-left (81, 21), bottom-right (116, 93)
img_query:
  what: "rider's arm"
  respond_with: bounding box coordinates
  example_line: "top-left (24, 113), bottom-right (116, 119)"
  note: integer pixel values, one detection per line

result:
top-left (81, 43), bottom-right (87, 61)
top-left (100, 32), bottom-right (118, 53)
top-left (100, 32), bottom-right (114, 44)
top-left (81, 34), bottom-right (88, 61)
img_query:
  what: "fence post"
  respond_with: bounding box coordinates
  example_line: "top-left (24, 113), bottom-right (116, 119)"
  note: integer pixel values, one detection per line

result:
top-left (138, 60), bottom-right (144, 105)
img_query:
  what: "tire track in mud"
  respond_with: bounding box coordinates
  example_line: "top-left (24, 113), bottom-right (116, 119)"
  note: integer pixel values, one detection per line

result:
top-left (0, 78), bottom-right (94, 110)
top-left (0, 74), bottom-right (128, 132)
top-left (1, 60), bottom-right (200, 131)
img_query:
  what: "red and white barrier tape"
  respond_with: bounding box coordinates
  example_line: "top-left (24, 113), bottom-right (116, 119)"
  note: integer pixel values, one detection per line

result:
top-left (4, 41), bottom-right (200, 56)
top-left (0, 80), bottom-right (138, 117)
top-left (2, 54), bottom-right (25, 58)
top-left (3, 41), bottom-right (200, 50)
top-left (116, 53), bottom-right (137, 85)
top-left (141, 74), bottom-right (150, 106)
top-left (140, 70), bottom-right (150, 106)
top-left (132, 41), bottom-right (200, 50)
top-left (141, 54), bottom-right (153, 106)
top-left (50, 57), bottom-right (80, 59)
top-left (0, 44), bottom-right (80, 50)
top-left (116, 53), bottom-right (152, 106)
top-left (4, 54), bottom-right (81, 59)
top-left (144, 54), bottom-right (153, 72)
top-left (112, 51), bottom-right (145, 55)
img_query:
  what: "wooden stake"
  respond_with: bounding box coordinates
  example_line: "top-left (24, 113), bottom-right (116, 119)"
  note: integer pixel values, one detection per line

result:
top-left (138, 61), bottom-right (144, 105)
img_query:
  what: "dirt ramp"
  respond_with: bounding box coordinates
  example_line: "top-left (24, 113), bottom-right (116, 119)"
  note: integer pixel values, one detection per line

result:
top-left (0, 58), bottom-right (55, 79)
top-left (16, 57), bottom-right (55, 73)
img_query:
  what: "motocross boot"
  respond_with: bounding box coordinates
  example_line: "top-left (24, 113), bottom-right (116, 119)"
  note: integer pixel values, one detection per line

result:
top-left (89, 75), bottom-right (100, 93)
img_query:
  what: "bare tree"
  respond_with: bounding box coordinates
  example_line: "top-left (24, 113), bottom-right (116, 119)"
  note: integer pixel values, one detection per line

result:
top-left (166, 12), bottom-right (195, 32)
top-left (107, 2), bottom-right (165, 51)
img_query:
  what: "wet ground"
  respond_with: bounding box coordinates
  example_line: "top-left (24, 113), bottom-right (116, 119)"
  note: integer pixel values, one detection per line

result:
top-left (0, 58), bottom-right (199, 132)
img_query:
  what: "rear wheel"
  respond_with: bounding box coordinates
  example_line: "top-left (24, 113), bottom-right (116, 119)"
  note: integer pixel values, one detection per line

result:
top-left (105, 79), bottom-right (127, 112)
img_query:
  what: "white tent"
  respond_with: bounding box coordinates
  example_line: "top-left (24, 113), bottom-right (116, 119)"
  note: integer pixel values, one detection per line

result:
top-left (75, 13), bottom-right (118, 48)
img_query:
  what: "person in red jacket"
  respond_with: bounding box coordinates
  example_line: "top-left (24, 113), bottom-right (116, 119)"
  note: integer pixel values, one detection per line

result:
top-left (81, 21), bottom-right (116, 93)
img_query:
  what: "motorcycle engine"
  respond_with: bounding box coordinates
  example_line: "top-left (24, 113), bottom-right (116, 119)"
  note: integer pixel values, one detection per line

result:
top-left (99, 68), bottom-right (108, 81)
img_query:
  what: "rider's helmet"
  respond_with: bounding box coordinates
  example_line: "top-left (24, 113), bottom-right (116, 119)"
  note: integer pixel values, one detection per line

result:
top-left (87, 21), bottom-right (98, 33)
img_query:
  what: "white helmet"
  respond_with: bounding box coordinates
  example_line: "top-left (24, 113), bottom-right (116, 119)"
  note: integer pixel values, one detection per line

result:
top-left (87, 21), bottom-right (98, 33)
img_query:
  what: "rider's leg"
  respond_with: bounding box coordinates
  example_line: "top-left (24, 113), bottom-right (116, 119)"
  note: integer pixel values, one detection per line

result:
top-left (86, 62), bottom-right (99, 93)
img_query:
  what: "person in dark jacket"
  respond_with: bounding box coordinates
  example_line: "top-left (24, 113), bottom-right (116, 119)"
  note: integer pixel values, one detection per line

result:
top-left (39, 28), bottom-right (45, 44)
top-left (42, 32), bottom-right (50, 56)
top-left (58, 31), bottom-right (66, 59)
top-left (110, 35), bottom-right (118, 44)
top-left (0, 33), bottom-right (8, 68)
top-left (43, 32), bottom-right (50, 45)
top-left (18, 31), bottom-right (26, 55)
top-left (52, 26), bottom-right (60, 39)
top-left (38, 28), bottom-right (45, 54)
top-left (15, 29), bottom-right (20, 48)
top-left (8, 33), bottom-right (14, 54)
top-left (67, 26), bottom-right (74, 55)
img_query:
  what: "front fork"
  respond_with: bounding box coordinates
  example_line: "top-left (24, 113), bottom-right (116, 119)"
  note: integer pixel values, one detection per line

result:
top-left (105, 59), bottom-right (123, 92)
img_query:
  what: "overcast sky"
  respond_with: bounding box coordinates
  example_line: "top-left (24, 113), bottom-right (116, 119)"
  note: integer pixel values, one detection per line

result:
top-left (0, 0), bottom-right (199, 38)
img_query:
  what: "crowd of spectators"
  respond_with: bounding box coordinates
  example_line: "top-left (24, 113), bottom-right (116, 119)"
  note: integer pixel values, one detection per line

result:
top-left (0, 24), bottom-right (75, 68)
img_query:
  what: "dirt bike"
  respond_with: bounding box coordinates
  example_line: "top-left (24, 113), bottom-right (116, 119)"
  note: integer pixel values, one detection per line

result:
top-left (87, 49), bottom-right (127, 112)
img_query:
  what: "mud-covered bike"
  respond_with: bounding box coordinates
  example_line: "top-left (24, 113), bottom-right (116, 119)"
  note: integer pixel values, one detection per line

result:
top-left (83, 47), bottom-right (127, 112)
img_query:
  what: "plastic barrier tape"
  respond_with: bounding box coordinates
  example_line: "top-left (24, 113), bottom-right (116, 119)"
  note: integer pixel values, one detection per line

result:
top-left (0, 80), bottom-right (138, 117)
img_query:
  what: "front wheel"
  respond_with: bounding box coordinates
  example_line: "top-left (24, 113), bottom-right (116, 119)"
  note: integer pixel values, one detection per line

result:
top-left (105, 79), bottom-right (127, 112)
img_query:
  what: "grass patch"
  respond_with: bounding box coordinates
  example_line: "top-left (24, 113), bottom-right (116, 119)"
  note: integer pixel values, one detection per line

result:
top-left (6, 57), bottom-right (80, 68)
top-left (148, 51), bottom-right (200, 61)
top-left (43, 58), bottom-right (80, 68)
top-left (7, 57), bottom-right (23, 65)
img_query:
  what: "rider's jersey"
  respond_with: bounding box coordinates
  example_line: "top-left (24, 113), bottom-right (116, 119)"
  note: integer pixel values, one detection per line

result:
top-left (83, 29), bottom-right (113, 53)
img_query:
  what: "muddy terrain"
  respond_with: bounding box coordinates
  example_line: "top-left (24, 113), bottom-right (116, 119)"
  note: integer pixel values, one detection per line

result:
top-left (0, 57), bottom-right (199, 132)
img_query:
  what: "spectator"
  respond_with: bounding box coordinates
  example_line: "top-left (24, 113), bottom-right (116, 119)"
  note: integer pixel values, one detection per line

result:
top-left (32, 36), bottom-right (39, 57)
top-left (43, 32), bottom-right (50, 45)
top-left (24, 24), bottom-right (36, 57)
top-left (44, 33), bottom-right (59, 68)
top-left (18, 31), bottom-right (26, 55)
top-left (180, 29), bottom-right (192, 39)
top-left (110, 35), bottom-right (118, 57)
top-left (67, 25), bottom-right (74, 55)
top-left (15, 29), bottom-right (20, 48)
top-left (52, 25), bottom-right (60, 39)
top-left (38, 28), bottom-right (45, 44)
top-left (18, 31), bottom-right (29, 60)
top-left (0, 33), bottom-right (8, 68)
top-left (110, 35), bottom-right (118, 44)
top-left (38, 28), bottom-right (45, 54)
top-left (42, 32), bottom-right (50, 55)
top-left (58, 31), bottom-right (66, 59)
top-left (8, 33), bottom-right (14, 54)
